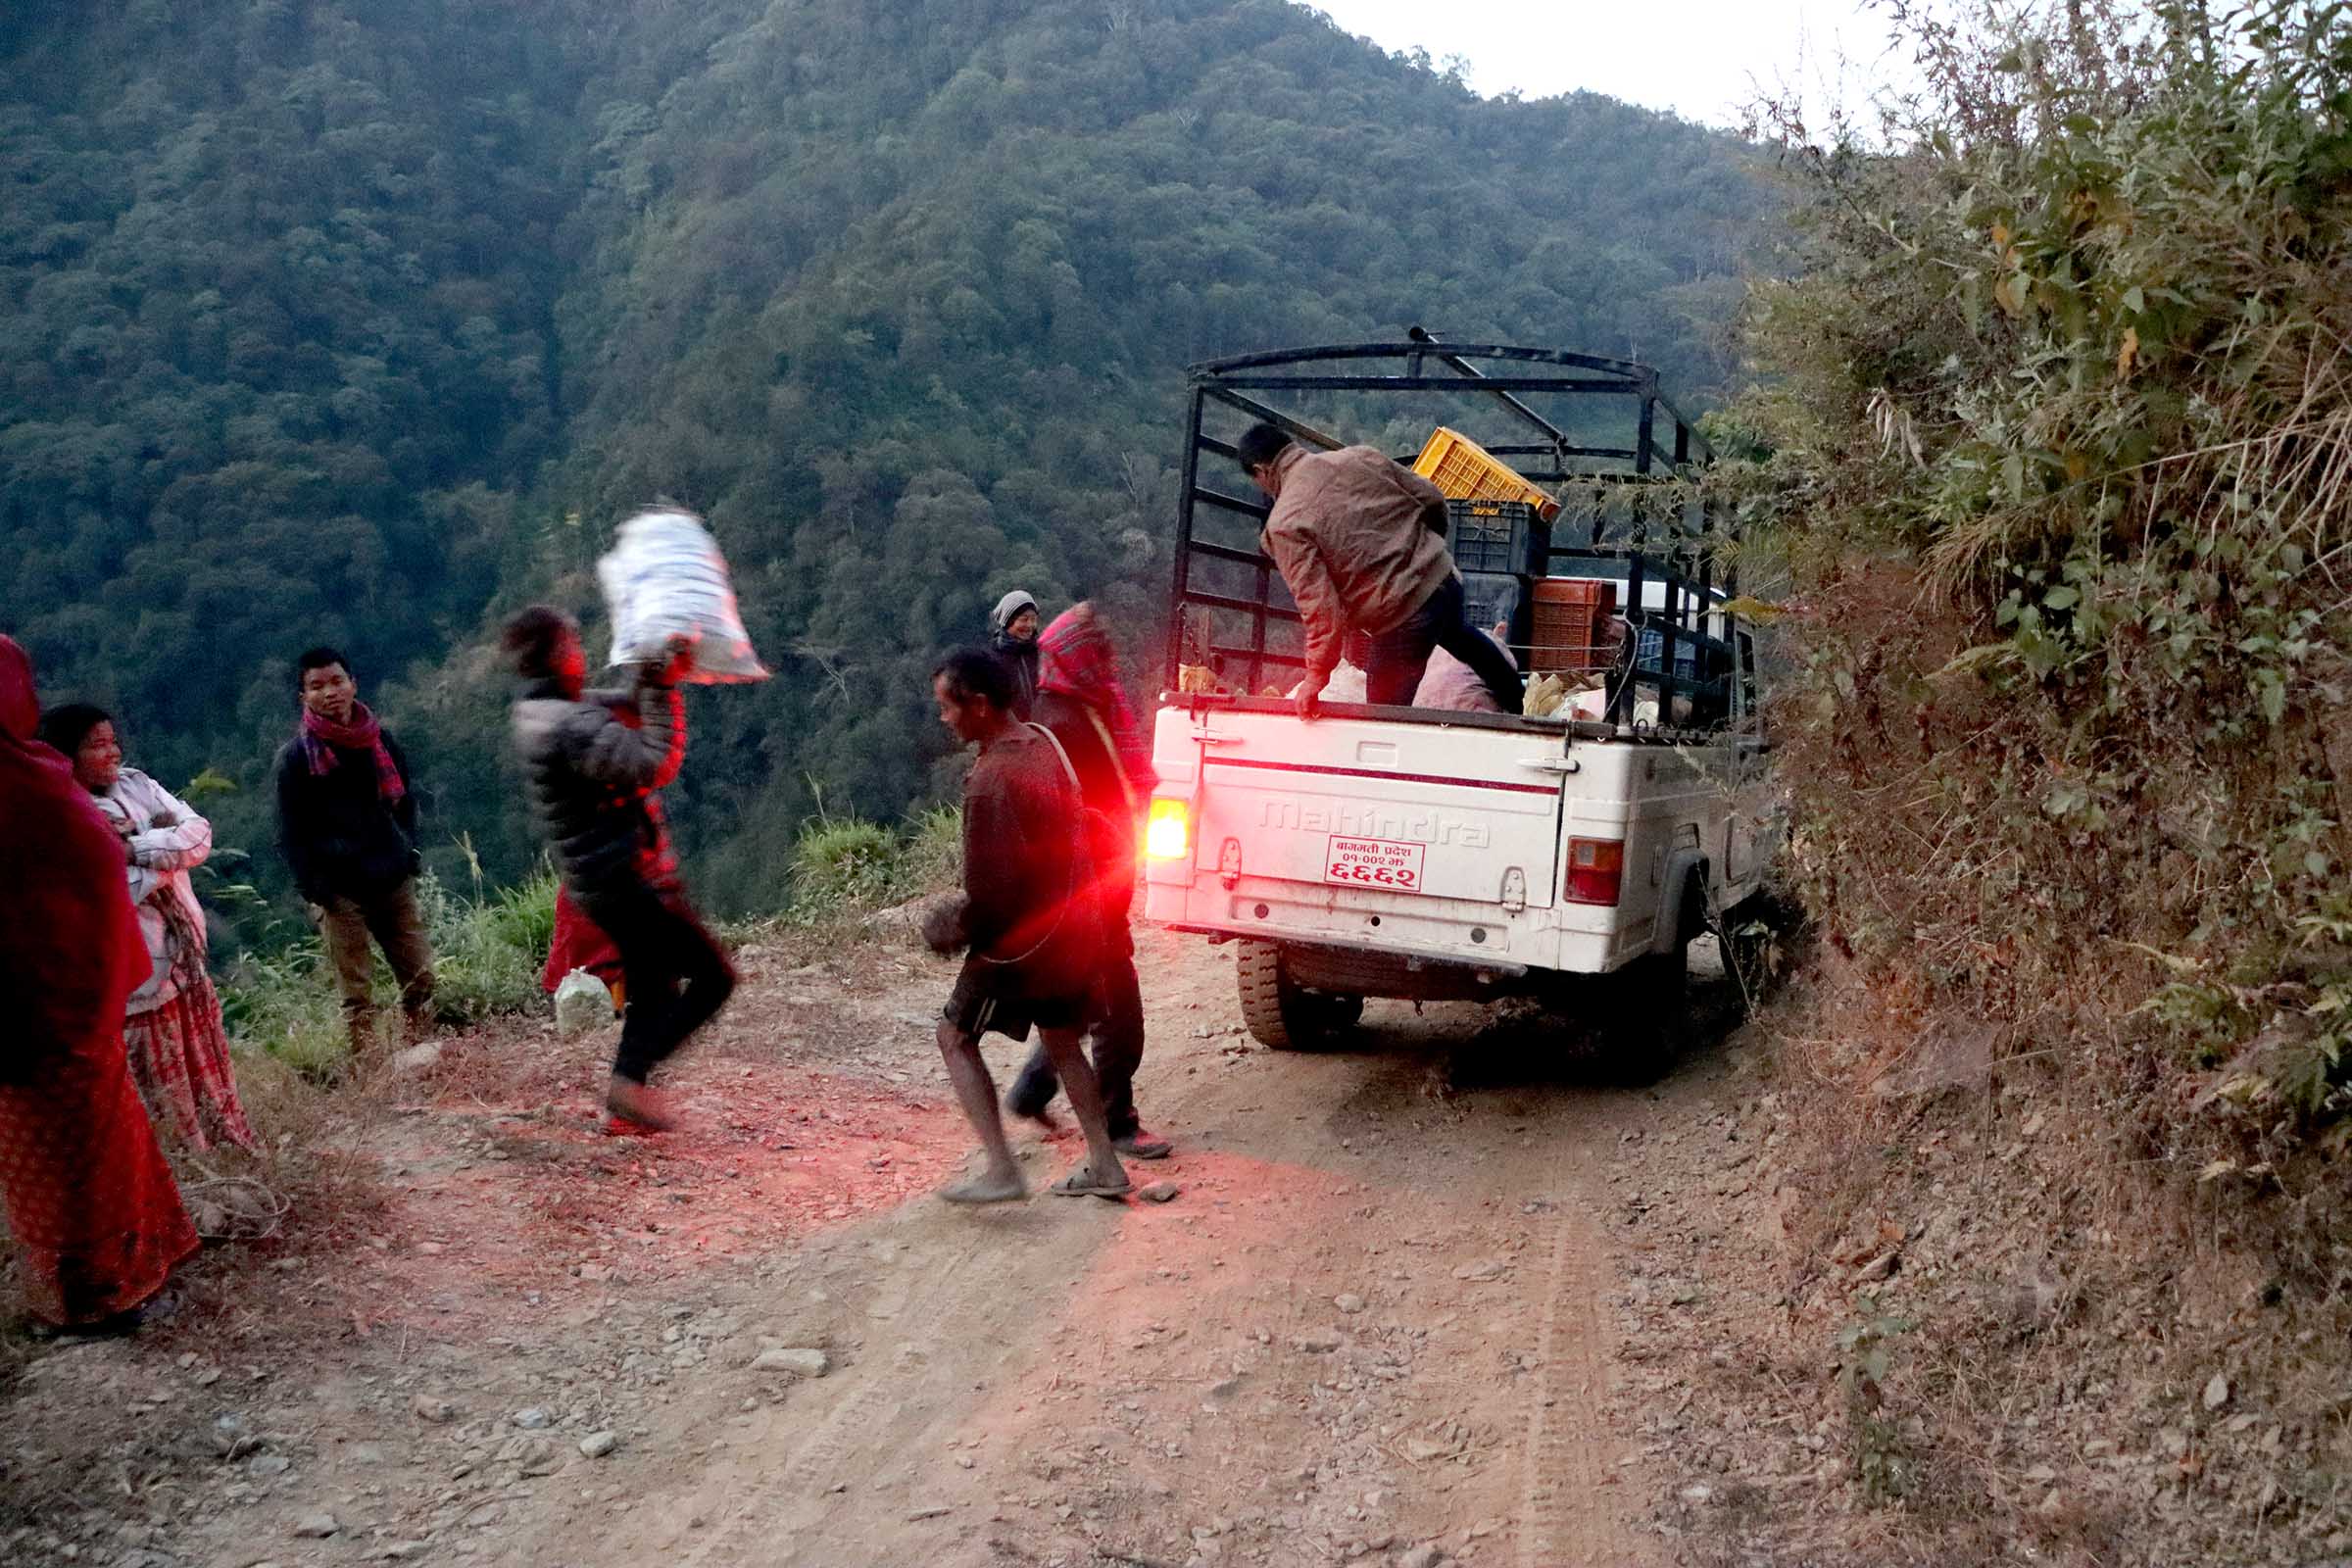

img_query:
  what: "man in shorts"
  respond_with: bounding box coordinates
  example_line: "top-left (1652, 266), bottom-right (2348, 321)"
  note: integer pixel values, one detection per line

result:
top-left (924, 649), bottom-right (1131, 1204)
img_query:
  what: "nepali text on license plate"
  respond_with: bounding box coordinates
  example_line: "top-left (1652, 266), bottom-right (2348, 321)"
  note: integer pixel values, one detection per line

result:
top-left (1323, 835), bottom-right (1426, 893)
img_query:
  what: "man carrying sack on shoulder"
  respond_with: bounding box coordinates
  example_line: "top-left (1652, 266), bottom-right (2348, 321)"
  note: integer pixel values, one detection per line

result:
top-left (503, 608), bottom-right (736, 1131)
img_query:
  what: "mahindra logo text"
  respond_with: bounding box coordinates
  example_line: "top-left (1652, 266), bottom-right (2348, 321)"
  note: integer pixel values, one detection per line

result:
top-left (1256, 800), bottom-right (1493, 848)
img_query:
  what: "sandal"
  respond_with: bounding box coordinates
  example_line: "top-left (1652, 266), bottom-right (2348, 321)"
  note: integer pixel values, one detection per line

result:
top-left (1113, 1131), bottom-right (1173, 1160)
top-left (1049, 1169), bottom-right (1133, 1201)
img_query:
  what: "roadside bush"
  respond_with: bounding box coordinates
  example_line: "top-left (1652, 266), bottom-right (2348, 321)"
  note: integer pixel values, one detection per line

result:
top-left (789, 816), bottom-right (902, 915)
top-left (219, 871), bottom-right (558, 1075)
top-left (1731, 0), bottom-right (2352, 1158)
top-left (898, 806), bottom-right (965, 896)
top-left (786, 806), bottom-right (964, 922)
top-left (416, 870), bottom-right (559, 1024)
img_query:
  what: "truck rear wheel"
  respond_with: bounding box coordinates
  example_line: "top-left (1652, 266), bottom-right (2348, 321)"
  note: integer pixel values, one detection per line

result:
top-left (1606, 885), bottom-right (1699, 1078)
top-left (1238, 941), bottom-right (1362, 1052)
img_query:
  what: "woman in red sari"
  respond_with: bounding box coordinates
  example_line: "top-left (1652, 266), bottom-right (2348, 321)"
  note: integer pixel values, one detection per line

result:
top-left (0, 636), bottom-right (199, 1331)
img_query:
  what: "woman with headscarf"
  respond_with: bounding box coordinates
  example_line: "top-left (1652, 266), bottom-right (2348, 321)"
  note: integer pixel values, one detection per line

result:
top-left (35, 704), bottom-right (258, 1153)
top-left (1002, 604), bottom-right (1171, 1158)
top-left (988, 590), bottom-right (1042, 718)
top-left (0, 638), bottom-right (200, 1333)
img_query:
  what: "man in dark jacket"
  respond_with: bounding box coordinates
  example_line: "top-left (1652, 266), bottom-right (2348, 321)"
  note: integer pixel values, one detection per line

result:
top-left (502, 607), bottom-right (734, 1130)
top-left (274, 646), bottom-right (435, 1052)
top-left (924, 649), bottom-right (1129, 1204)
top-left (1003, 604), bottom-right (1170, 1159)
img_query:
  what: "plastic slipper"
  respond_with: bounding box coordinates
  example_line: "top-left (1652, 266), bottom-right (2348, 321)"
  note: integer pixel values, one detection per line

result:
top-left (1050, 1169), bottom-right (1133, 1200)
top-left (1113, 1132), bottom-right (1173, 1160)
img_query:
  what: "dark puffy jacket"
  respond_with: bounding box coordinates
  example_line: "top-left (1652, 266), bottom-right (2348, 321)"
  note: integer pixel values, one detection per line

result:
top-left (991, 632), bottom-right (1040, 718)
top-left (274, 732), bottom-right (421, 906)
top-left (510, 677), bottom-right (684, 898)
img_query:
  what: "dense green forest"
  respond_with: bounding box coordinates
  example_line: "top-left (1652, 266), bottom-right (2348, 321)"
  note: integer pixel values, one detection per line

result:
top-left (0, 0), bottom-right (1774, 919)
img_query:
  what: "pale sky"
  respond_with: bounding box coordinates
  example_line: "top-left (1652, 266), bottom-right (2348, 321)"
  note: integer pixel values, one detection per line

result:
top-left (1301, 0), bottom-right (1917, 127)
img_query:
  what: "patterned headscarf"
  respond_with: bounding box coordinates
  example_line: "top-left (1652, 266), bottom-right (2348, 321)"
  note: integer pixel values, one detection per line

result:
top-left (1037, 604), bottom-right (1154, 791)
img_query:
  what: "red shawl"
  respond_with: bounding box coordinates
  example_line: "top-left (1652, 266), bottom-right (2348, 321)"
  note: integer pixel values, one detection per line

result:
top-left (298, 701), bottom-right (407, 803)
top-left (1037, 604), bottom-right (1156, 793)
top-left (0, 637), bottom-right (152, 1070)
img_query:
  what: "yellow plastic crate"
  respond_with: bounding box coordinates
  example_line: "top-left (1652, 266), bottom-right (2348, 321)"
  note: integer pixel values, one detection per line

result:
top-left (1412, 427), bottom-right (1560, 521)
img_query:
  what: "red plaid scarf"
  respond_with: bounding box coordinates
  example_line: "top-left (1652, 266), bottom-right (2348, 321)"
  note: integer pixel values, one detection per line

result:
top-left (297, 702), bottom-right (406, 804)
top-left (1038, 606), bottom-right (1154, 791)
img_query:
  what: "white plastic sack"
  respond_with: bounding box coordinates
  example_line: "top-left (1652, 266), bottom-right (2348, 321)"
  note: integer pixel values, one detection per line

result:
top-left (554, 967), bottom-right (614, 1037)
top-left (597, 507), bottom-right (769, 683)
top-left (1288, 660), bottom-right (1369, 703)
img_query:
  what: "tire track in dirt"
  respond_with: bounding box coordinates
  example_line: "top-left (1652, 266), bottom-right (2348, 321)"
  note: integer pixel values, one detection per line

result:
top-left (1518, 1192), bottom-right (1646, 1568)
top-left (621, 1182), bottom-right (1119, 1567)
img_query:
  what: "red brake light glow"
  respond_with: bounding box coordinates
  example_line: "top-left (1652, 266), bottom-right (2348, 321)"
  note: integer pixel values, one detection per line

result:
top-left (1145, 798), bottom-right (1191, 860)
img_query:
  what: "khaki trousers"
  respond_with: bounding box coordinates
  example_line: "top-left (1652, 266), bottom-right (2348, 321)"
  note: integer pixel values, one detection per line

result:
top-left (315, 880), bottom-right (436, 1048)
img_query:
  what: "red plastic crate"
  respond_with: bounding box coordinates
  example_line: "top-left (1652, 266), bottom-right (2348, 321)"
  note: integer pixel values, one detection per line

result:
top-left (1527, 578), bottom-right (1617, 673)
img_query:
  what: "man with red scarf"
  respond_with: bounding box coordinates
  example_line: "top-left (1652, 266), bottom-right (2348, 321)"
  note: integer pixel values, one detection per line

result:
top-left (273, 646), bottom-right (436, 1053)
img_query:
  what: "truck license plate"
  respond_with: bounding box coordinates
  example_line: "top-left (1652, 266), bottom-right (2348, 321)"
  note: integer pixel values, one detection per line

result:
top-left (1324, 835), bottom-right (1425, 892)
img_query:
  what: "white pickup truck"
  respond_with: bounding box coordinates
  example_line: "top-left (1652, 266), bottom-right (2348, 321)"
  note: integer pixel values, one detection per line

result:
top-left (1140, 338), bottom-right (1780, 1054)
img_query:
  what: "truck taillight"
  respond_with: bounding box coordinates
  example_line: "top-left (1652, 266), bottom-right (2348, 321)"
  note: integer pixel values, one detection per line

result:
top-left (1564, 837), bottom-right (1624, 906)
top-left (1145, 798), bottom-right (1191, 860)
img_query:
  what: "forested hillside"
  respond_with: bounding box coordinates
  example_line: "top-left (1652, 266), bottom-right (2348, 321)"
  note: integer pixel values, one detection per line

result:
top-left (0, 0), bottom-right (1772, 916)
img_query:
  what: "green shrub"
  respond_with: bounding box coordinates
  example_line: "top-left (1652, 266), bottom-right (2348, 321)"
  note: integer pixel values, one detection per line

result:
top-left (899, 806), bottom-right (965, 897)
top-left (219, 870), bottom-right (557, 1075)
top-left (786, 806), bottom-right (964, 922)
top-left (790, 816), bottom-right (901, 916)
top-left (218, 936), bottom-right (346, 1080)
top-left (1726, 0), bottom-right (2352, 1142)
top-left (416, 869), bottom-right (559, 1025)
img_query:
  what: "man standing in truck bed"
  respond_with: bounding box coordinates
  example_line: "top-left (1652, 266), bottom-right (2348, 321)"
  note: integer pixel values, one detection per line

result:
top-left (1238, 421), bottom-right (1523, 717)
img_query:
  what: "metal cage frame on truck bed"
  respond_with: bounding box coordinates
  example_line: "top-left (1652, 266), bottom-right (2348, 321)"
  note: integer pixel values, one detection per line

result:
top-left (1164, 331), bottom-right (1740, 728)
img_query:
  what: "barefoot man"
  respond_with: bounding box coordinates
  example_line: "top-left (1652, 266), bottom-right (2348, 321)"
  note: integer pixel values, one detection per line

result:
top-left (925, 649), bottom-right (1130, 1203)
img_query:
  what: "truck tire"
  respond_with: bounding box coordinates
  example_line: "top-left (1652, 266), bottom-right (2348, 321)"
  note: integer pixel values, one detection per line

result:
top-left (1606, 884), bottom-right (1700, 1079)
top-left (1238, 941), bottom-right (1362, 1052)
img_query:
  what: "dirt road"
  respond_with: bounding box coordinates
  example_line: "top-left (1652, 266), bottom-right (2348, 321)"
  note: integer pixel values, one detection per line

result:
top-left (2, 924), bottom-right (1746, 1568)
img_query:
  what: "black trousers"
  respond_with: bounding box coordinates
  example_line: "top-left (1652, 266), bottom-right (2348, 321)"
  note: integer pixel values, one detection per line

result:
top-left (578, 880), bottom-right (736, 1084)
top-left (1364, 574), bottom-right (1524, 711)
top-left (1007, 935), bottom-right (1146, 1139)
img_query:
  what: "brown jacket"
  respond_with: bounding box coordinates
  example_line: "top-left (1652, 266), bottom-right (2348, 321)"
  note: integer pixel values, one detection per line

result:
top-left (1261, 445), bottom-right (1454, 680)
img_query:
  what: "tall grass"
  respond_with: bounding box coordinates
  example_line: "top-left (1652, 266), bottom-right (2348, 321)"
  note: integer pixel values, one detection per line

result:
top-left (219, 871), bottom-right (559, 1077)
top-left (786, 805), bottom-right (963, 923)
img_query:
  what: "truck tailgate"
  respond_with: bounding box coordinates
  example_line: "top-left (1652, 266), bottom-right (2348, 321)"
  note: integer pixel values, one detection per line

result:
top-left (1158, 708), bottom-right (1563, 908)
